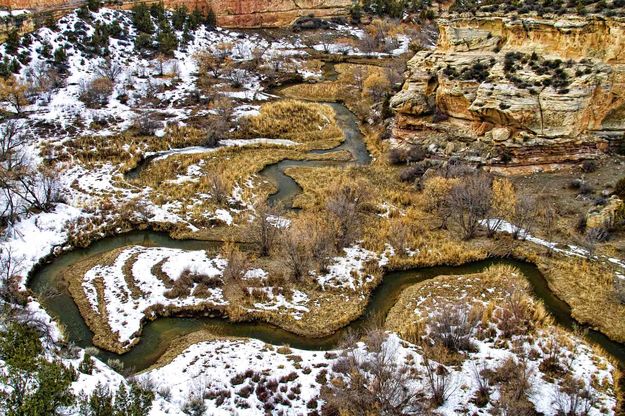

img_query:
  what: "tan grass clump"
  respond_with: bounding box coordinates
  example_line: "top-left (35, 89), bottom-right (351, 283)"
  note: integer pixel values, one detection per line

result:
top-left (238, 99), bottom-right (343, 144)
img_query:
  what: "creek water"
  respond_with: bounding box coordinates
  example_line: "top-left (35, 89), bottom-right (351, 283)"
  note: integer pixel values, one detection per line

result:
top-left (27, 63), bottom-right (625, 376)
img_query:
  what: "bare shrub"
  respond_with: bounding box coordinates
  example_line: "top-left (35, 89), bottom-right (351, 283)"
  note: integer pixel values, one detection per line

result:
top-left (512, 194), bottom-right (537, 239)
top-left (488, 357), bottom-right (538, 415)
top-left (307, 216), bottom-right (336, 273)
top-left (539, 334), bottom-right (566, 376)
top-left (322, 330), bottom-right (425, 414)
top-left (471, 363), bottom-right (490, 407)
top-left (280, 221), bottom-right (312, 281)
top-left (428, 306), bottom-right (479, 352)
top-left (133, 113), bottom-right (162, 136)
top-left (447, 173), bottom-right (492, 239)
top-left (387, 219), bottom-right (412, 255)
top-left (204, 116), bottom-right (228, 147)
top-left (581, 160), bottom-right (597, 173)
top-left (79, 77), bottom-right (114, 108)
top-left (326, 182), bottom-right (368, 250)
top-left (399, 164), bottom-right (427, 183)
top-left (164, 272), bottom-right (193, 298)
top-left (553, 375), bottom-right (595, 416)
top-left (208, 172), bottom-right (228, 206)
top-left (388, 148), bottom-right (404, 165)
top-left (221, 241), bottom-right (249, 283)
top-left (249, 200), bottom-right (283, 257)
top-left (423, 356), bottom-right (456, 407)
top-left (614, 275), bottom-right (625, 304)
top-left (491, 291), bottom-right (534, 338)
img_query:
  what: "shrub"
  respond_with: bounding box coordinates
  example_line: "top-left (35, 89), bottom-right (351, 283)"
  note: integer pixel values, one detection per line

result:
top-left (133, 113), bottom-right (161, 136)
top-left (553, 375), bottom-right (595, 416)
top-left (79, 77), bottom-right (114, 108)
top-left (579, 182), bottom-right (594, 195)
top-left (581, 160), bottom-right (597, 173)
top-left (614, 176), bottom-right (625, 200)
top-left (388, 148), bottom-right (404, 165)
top-left (428, 306), bottom-right (479, 352)
top-left (182, 396), bottom-right (206, 416)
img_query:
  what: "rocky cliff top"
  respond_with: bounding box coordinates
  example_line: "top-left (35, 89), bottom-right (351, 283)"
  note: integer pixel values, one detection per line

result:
top-left (390, 11), bottom-right (625, 170)
top-left (0, 0), bottom-right (352, 27)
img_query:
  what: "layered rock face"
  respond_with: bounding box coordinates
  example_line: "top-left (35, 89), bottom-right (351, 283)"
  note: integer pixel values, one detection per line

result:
top-left (391, 14), bottom-right (625, 169)
top-left (0, 0), bottom-right (351, 27)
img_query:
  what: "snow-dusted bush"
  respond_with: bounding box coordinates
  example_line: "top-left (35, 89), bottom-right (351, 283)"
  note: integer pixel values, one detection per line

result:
top-left (79, 77), bottom-right (113, 108)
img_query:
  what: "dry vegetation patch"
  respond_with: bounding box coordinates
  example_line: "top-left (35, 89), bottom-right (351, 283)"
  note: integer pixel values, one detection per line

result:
top-left (235, 100), bottom-right (343, 147)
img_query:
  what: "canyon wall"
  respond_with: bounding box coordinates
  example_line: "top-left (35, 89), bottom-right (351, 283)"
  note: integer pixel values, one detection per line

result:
top-left (0, 0), bottom-right (351, 27)
top-left (391, 14), bottom-right (625, 170)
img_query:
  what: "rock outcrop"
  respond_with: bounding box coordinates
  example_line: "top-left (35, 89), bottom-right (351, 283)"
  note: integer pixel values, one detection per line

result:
top-left (0, 0), bottom-right (351, 27)
top-left (391, 14), bottom-right (625, 169)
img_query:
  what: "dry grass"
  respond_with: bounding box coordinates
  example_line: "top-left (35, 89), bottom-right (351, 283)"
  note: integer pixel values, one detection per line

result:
top-left (131, 146), bottom-right (351, 231)
top-left (43, 126), bottom-right (207, 172)
top-left (520, 249), bottom-right (625, 344)
top-left (65, 247), bottom-right (131, 353)
top-left (279, 63), bottom-right (389, 119)
top-left (235, 100), bottom-right (343, 146)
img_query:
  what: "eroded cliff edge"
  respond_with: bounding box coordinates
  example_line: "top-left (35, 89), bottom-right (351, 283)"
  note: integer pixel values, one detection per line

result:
top-left (390, 14), bottom-right (625, 172)
top-left (0, 0), bottom-right (351, 27)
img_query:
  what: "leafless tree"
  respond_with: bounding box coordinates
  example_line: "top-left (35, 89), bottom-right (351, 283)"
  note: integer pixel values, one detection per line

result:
top-left (24, 62), bottom-right (64, 104)
top-left (249, 200), bottom-right (283, 257)
top-left (447, 173), bottom-right (492, 240)
top-left (94, 57), bottom-right (123, 82)
top-left (14, 166), bottom-right (61, 212)
top-left (326, 182), bottom-right (368, 250)
top-left (0, 121), bottom-right (27, 171)
top-left (0, 246), bottom-right (24, 307)
top-left (512, 194), bottom-right (537, 240)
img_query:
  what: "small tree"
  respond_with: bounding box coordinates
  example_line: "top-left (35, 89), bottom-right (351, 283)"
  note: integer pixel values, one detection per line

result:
top-left (447, 173), bottom-right (492, 240)
top-left (487, 177), bottom-right (516, 237)
top-left (112, 382), bottom-right (154, 415)
top-left (249, 200), bottom-right (283, 257)
top-left (0, 75), bottom-right (29, 114)
top-left (326, 181), bottom-right (368, 250)
top-left (362, 72), bottom-right (391, 104)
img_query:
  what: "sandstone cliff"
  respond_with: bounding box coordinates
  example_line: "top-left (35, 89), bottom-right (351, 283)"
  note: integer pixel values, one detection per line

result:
top-left (0, 0), bottom-right (351, 27)
top-left (391, 14), bottom-right (625, 170)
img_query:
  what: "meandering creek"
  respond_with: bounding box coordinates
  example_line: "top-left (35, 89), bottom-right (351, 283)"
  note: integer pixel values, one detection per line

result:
top-left (27, 67), bottom-right (625, 375)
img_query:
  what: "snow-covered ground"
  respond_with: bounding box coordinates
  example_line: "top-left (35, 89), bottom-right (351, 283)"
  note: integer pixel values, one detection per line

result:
top-left (141, 330), bottom-right (615, 415)
top-left (82, 246), bottom-right (227, 345)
